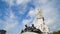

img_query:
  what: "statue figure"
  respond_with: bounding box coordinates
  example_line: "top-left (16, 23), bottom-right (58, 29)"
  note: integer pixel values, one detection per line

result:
top-left (0, 30), bottom-right (6, 34)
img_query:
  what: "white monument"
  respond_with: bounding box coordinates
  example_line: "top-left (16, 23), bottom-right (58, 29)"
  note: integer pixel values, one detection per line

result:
top-left (35, 9), bottom-right (49, 34)
top-left (21, 9), bottom-right (49, 34)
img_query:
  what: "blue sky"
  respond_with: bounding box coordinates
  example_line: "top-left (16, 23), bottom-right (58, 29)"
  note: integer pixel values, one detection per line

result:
top-left (0, 0), bottom-right (60, 34)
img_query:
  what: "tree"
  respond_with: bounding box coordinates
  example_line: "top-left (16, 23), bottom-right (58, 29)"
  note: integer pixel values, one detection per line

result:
top-left (53, 31), bottom-right (58, 34)
top-left (57, 30), bottom-right (60, 34)
top-left (52, 30), bottom-right (60, 34)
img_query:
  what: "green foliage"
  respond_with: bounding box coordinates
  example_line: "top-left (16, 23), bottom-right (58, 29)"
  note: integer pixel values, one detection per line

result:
top-left (52, 30), bottom-right (60, 34)
top-left (53, 32), bottom-right (58, 34)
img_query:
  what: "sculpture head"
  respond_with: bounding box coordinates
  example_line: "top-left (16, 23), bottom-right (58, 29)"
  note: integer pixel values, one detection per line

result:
top-left (32, 24), bottom-right (34, 27)
top-left (25, 24), bottom-right (27, 28)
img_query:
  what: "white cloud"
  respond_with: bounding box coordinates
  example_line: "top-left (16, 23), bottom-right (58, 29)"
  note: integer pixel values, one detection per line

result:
top-left (2, 0), bottom-right (31, 6)
top-left (40, 0), bottom-right (48, 3)
top-left (28, 8), bottom-right (38, 17)
top-left (16, 0), bottom-right (31, 5)
top-left (42, 7), bottom-right (58, 25)
top-left (2, 10), bottom-right (19, 31)
top-left (32, 0), bottom-right (49, 8)
top-left (35, 0), bottom-right (48, 4)
top-left (22, 19), bottom-right (29, 25)
top-left (2, 0), bottom-right (14, 6)
top-left (18, 4), bottom-right (27, 14)
top-left (4, 22), bottom-right (18, 31)
top-left (22, 8), bottom-right (39, 26)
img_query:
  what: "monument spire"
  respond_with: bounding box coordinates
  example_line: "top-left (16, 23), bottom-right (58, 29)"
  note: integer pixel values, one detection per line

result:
top-left (38, 9), bottom-right (43, 18)
top-left (37, 9), bottom-right (44, 21)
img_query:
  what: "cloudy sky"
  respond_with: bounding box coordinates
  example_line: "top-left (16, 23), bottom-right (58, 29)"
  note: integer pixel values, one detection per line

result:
top-left (0, 0), bottom-right (60, 34)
